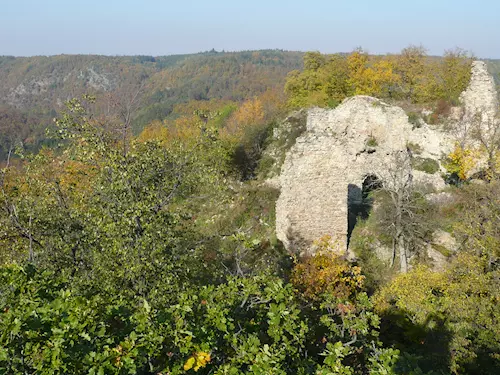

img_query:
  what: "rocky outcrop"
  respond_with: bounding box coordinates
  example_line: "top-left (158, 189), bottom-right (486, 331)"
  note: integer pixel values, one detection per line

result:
top-left (260, 110), bottom-right (307, 186)
top-left (6, 67), bottom-right (116, 108)
top-left (276, 96), bottom-right (452, 253)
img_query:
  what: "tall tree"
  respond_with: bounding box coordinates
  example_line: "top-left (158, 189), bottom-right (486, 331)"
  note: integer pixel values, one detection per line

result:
top-left (394, 45), bottom-right (427, 100)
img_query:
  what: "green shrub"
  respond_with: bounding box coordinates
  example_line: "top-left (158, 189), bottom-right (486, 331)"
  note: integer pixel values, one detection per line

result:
top-left (413, 157), bottom-right (440, 174)
top-left (406, 142), bottom-right (423, 155)
top-left (0, 264), bottom-right (410, 375)
top-left (366, 135), bottom-right (378, 147)
top-left (349, 222), bottom-right (395, 293)
top-left (256, 154), bottom-right (276, 176)
top-left (407, 112), bottom-right (421, 128)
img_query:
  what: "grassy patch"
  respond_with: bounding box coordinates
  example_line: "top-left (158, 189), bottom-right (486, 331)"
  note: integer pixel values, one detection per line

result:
top-left (194, 181), bottom-right (290, 276)
top-left (407, 142), bottom-right (423, 155)
top-left (413, 157), bottom-right (440, 174)
top-left (366, 135), bottom-right (378, 148)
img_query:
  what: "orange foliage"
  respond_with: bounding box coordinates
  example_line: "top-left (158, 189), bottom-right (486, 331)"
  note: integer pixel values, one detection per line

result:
top-left (223, 97), bottom-right (265, 139)
top-left (222, 89), bottom-right (285, 141)
top-left (138, 91), bottom-right (285, 156)
top-left (255, 88), bottom-right (286, 118)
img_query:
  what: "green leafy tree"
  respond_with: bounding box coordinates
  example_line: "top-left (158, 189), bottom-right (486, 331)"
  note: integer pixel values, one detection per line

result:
top-left (440, 48), bottom-right (473, 103)
top-left (0, 96), bottom-right (230, 299)
top-left (374, 254), bottom-right (500, 374)
top-left (0, 263), bottom-right (422, 375)
top-left (372, 152), bottom-right (435, 273)
top-left (394, 45), bottom-right (427, 101)
top-left (285, 53), bottom-right (351, 108)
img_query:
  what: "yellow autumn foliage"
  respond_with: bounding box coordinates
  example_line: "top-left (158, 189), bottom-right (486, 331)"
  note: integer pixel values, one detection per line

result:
top-left (443, 143), bottom-right (482, 180)
top-left (137, 116), bottom-right (203, 147)
top-left (347, 49), bottom-right (371, 95)
top-left (346, 50), bottom-right (399, 97)
top-left (291, 236), bottom-right (365, 301)
top-left (222, 97), bottom-right (265, 141)
top-left (373, 265), bottom-right (447, 323)
top-left (136, 120), bottom-right (169, 143)
top-left (370, 59), bottom-right (401, 97)
top-left (173, 99), bottom-right (235, 117)
top-left (183, 351), bottom-right (211, 372)
top-left (286, 45), bottom-right (473, 107)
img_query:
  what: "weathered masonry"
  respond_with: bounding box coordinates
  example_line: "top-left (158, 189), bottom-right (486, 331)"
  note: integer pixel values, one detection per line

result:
top-left (275, 61), bottom-right (498, 254)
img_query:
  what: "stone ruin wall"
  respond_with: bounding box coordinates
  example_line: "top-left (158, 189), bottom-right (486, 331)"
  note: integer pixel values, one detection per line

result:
top-left (275, 61), bottom-right (498, 254)
top-left (460, 61), bottom-right (498, 125)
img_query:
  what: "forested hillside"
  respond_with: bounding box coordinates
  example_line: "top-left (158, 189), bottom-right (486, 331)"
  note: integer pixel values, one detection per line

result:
top-left (0, 50), bottom-right (303, 161)
top-left (0, 47), bottom-right (499, 374)
top-left (1, 50), bottom-right (499, 163)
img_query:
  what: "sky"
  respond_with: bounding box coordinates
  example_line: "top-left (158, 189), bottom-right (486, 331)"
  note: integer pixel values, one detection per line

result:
top-left (1, 0), bottom-right (499, 58)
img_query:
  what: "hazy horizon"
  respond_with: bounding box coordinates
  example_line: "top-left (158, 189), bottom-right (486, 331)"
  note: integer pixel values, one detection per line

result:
top-left (2, 0), bottom-right (500, 58)
top-left (2, 48), bottom-right (499, 60)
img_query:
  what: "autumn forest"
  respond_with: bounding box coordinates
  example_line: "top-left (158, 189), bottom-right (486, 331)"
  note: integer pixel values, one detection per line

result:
top-left (0, 47), bottom-right (499, 374)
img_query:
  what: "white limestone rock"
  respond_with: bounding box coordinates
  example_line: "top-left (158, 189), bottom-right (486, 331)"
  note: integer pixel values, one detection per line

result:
top-left (276, 60), bottom-right (499, 255)
top-left (276, 96), bottom-right (451, 253)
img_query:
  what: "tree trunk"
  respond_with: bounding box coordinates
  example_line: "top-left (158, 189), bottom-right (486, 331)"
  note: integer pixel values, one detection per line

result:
top-left (398, 236), bottom-right (408, 273)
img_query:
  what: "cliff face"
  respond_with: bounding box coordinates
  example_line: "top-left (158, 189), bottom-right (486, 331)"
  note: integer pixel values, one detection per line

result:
top-left (275, 61), bottom-right (498, 254)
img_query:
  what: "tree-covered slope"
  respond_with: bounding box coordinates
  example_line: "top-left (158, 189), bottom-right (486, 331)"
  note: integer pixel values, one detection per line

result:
top-left (0, 51), bottom-right (303, 109)
top-left (0, 50), bottom-right (303, 160)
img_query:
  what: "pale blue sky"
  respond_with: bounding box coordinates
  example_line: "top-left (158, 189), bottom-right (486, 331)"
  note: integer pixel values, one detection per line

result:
top-left (1, 0), bottom-right (499, 57)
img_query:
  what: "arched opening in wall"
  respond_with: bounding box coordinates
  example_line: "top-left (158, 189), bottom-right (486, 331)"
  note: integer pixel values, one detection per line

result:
top-left (347, 174), bottom-right (382, 247)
